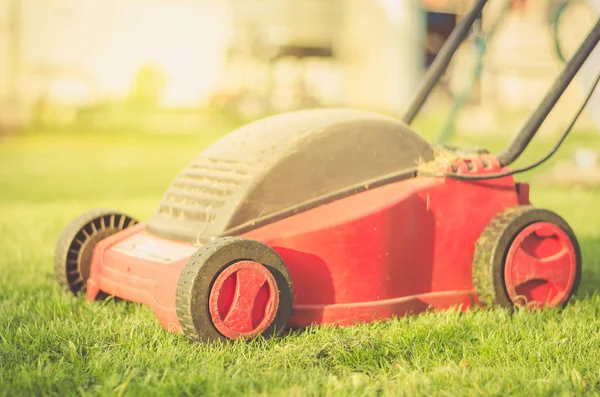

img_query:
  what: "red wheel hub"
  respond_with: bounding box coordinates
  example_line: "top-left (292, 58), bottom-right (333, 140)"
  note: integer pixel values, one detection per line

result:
top-left (209, 260), bottom-right (279, 340)
top-left (505, 222), bottom-right (577, 308)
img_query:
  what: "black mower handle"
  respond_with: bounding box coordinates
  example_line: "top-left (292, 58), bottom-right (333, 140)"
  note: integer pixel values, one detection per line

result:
top-left (497, 17), bottom-right (600, 166)
top-left (402, 0), bottom-right (600, 168)
top-left (402, 0), bottom-right (489, 125)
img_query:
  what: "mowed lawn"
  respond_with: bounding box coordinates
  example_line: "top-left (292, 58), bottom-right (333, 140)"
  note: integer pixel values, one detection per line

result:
top-left (1, 118), bottom-right (600, 397)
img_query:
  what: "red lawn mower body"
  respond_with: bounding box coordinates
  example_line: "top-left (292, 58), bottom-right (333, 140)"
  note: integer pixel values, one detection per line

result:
top-left (54, 109), bottom-right (581, 343)
top-left (86, 154), bottom-right (529, 334)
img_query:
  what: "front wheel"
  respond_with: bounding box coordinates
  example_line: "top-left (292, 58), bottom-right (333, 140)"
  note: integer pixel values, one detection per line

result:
top-left (54, 209), bottom-right (138, 296)
top-left (175, 237), bottom-right (294, 343)
top-left (473, 206), bottom-right (581, 309)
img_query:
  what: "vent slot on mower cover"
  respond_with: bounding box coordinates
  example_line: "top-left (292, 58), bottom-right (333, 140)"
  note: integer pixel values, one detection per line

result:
top-left (146, 109), bottom-right (434, 243)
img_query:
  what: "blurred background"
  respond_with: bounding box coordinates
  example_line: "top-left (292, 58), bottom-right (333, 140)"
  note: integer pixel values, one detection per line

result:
top-left (0, 0), bottom-right (598, 135)
top-left (0, 0), bottom-right (599, 206)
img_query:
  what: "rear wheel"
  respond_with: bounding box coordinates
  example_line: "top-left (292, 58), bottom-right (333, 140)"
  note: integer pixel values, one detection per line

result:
top-left (54, 209), bottom-right (138, 296)
top-left (176, 237), bottom-right (293, 343)
top-left (473, 206), bottom-right (581, 309)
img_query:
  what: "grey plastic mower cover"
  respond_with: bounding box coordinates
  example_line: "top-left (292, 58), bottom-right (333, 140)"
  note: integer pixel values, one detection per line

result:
top-left (146, 109), bottom-right (434, 243)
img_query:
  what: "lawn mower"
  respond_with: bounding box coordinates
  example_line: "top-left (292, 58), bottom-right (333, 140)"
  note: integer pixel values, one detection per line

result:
top-left (55, 0), bottom-right (600, 343)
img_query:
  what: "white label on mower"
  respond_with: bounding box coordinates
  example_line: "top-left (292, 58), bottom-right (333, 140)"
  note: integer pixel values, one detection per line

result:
top-left (110, 233), bottom-right (198, 264)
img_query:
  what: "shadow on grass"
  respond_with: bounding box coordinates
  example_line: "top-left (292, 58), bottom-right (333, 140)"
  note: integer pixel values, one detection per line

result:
top-left (576, 235), bottom-right (600, 298)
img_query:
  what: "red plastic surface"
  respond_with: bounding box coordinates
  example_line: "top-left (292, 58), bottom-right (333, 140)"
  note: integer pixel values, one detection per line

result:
top-left (243, 154), bottom-right (520, 327)
top-left (86, 154), bottom-right (568, 336)
top-left (209, 260), bottom-right (279, 339)
top-left (504, 221), bottom-right (578, 308)
top-left (86, 224), bottom-right (198, 332)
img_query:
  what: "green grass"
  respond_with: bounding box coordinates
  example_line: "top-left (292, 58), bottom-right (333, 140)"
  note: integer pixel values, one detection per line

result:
top-left (1, 118), bottom-right (600, 397)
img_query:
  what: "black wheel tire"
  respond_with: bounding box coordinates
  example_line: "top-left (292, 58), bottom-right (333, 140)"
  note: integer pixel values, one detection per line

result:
top-left (54, 209), bottom-right (138, 297)
top-left (472, 205), bottom-right (581, 308)
top-left (176, 236), bottom-right (294, 343)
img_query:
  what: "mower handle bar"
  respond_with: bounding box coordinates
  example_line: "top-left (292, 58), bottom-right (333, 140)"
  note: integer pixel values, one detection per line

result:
top-left (497, 17), bottom-right (600, 166)
top-left (402, 0), bottom-right (600, 167)
top-left (402, 0), bottom-right (489, 126)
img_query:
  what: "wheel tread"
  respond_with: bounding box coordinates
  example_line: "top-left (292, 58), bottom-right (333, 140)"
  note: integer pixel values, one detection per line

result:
top-left (175, 237), bottom-right (293, 343)
top-left (54, 208), bottom-right (138, 296)
top-left (472, 205), bottom-right (581, 308)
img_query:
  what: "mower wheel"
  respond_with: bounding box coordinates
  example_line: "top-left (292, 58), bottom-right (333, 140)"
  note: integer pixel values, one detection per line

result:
top-left (175, 237), bottom-right (293, 343)
top-left (473, 205), bottom-right (581, 309)
top-left (54, 209), bottom-right (138, 296)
